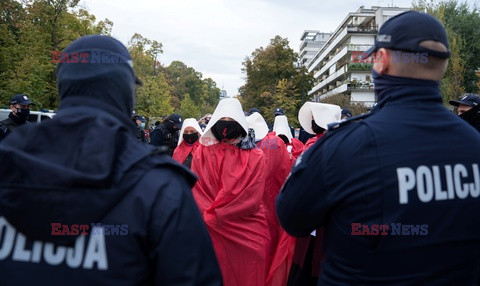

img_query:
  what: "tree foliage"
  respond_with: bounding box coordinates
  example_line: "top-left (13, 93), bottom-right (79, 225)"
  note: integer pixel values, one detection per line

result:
top-left (0, 0), bottom-right (112, 109)
top-left (178, 93), bottom-right (200, 119)
top-left (413, 0), bottom-right (480, 102)
top-left (0, 0), bottom-right (221, 119)
top-left (163, 61), bottom-right (220, 115)
top-left (240, 35), bottom-right (314, 126)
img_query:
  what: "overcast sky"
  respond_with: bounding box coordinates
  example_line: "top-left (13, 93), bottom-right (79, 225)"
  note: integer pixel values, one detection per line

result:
top-left (79, 0), bottom-right (478, 97)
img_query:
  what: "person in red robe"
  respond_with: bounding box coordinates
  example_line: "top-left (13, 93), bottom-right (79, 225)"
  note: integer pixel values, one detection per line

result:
top-left (299, 102), bottom-right (341, 150)
top-left (192, 98), bottom-right (271, 286)
top-left (247, 112), bottom-right (295, 286)
top-left (286, 102), bottom-right (341, 286)
top-left (273, 115), bottom-right (305, 165)
top-left (172, 118), bottom-right (202, 168)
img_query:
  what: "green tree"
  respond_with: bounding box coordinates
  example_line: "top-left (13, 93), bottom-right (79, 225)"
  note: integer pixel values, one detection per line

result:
top-left (164, 61), bottom-right (219, 111)
top-left (240, 35), bottom-right (314, 126)
top-left (178, 93), bottom-right (200, 119)
top-left (0, 0), bottom-right (115, 109)
top-left (414, 0), bottom-right (480, 98)
top-left (134, 75), bottom-right (174, 118)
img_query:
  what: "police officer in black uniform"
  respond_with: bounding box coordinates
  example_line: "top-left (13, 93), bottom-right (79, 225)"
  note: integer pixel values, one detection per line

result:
top-left (449, 93), bottom-right (480, 132)
top-left (0, 94), bottom-right (33, 141)
top-left (132, 114), bottom-right (147, 143)
top-left (0, 35), bottom-right (221, 285)
top-left (277, 11), bottom-right (480, 285)
top-left (149, 113), bottom-right (182, 155)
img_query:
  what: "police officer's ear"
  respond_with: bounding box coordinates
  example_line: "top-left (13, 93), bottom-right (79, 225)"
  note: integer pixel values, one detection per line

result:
top-left (373, 48), bottom-right (392, 75)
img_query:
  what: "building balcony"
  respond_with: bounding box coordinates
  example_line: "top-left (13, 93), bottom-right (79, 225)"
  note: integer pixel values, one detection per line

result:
top-left (347, 62), bottom-right (374, 71)
top-left (346, 24), bottom-right (378, 33)
top-left (347, 81), bottom-right (374, 90)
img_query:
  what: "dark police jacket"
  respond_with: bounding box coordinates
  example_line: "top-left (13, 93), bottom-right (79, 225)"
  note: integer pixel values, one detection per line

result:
top-left (0, 97), bottom-right (222, 286)
top-left (277, 89), bottom-right (480, 285)
top-left (150, 123), bottom-right (178, 156)
top-left (0, 112), bottom-right (29, 141)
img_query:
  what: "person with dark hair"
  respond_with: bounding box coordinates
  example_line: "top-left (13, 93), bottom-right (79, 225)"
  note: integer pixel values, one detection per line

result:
top-left (449, 93), bottom-right (480, 132)
top-left (0, 35), bottom-right (221, 285)
top-left (277, 11), bottom-right (480, 285)
top-left (273, 115), bottom-right (304, 165)
top-left (149, 113), bottom-right (183, 155)
top-left (192, 98), bottom-right (271, 286)
top-left (0, 94), bottom-right (34, 141)
top-left (247, 112), bottom-right (295, 285)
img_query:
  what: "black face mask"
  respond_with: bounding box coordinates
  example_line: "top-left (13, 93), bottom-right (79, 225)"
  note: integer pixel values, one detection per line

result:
top-left (15, 108), bottom-right (30, 120)
top-left (312, 119), bottom-right (325, 135)
top-left (278, 134), bottom-right (289, 145)
top-left (212, 120), bottom-right (246, 142)
top-left (183, 133), bottom-right (199, 145)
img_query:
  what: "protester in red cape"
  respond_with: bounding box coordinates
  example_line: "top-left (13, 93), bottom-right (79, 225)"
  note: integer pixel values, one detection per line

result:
top-left (273, 115), bottom-right (305, 165)
top-left (449, 93), bottom-right (480, 132)
top-left (191, 98), bottom-right (271, 286)
top-left (247, 111), bottom-right (295, 286)
top-left (282, 102), bottom-right (341, 286)
top-left (299, 102), bottom-right (341, 150)
top-left (0, 94), bottom-right (34, 141)
top-left (277, 11), bottom-right (480, 285)
top-left (172, 118), bottom-right (203, 168)
top-left (0, 35), bottom-right (222, 285)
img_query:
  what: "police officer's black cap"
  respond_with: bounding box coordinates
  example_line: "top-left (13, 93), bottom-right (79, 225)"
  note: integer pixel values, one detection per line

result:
top-left (341, 108), bottom-right (352, 118)
top-left (10, 94), bottom-right (34, 105)
top-left (364, 11), bottom-right (451, 59)
top-left (449, 94), bottom-right (480, 107)
top-left (274, 108), bottom-right (285, 116)
top-left (168, 113), bottom-right (183, 129)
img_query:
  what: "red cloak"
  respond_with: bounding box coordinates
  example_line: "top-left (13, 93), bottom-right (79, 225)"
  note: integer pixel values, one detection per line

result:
top-left (258, 132), bottom-right (296, 286)
top-left (304, 133), bottom-right (324, 150)
top-left (192, 143), bottom-right (271, 286)
top-left (288, 138), bottom-right (305, 165)
top-left (172, 140), bottom-right (200, 164)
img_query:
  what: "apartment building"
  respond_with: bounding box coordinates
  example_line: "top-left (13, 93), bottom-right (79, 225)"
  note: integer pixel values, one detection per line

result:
top-left (299, 31), bottom-right (332, 67)
top-left (304, 6), bottom-right (409, 107)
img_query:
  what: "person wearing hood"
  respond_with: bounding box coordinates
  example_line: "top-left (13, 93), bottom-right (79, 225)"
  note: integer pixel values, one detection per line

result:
top-left (277, 11), bottom-right (480, 285)
top-left (173, 118), bottom-right (203, 168)
top-left (191, 98), bottom-right (271, 286)
top-left (0, 94), bottom-right (34, 141)
top-left (0, 35), bottom-right (221, 285)
top-left (149, 113), bottom-right (183, 155)
top-left (449, 93), bottom-right (480, 132)
top-left (273, 115), bottom-right (305, 165)
top-left (299, 102), bottom-right (341, 150)
top-left (247, 112), bottom-right (295, 286)
top-left (281, 103), bottom-right (340, 286)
